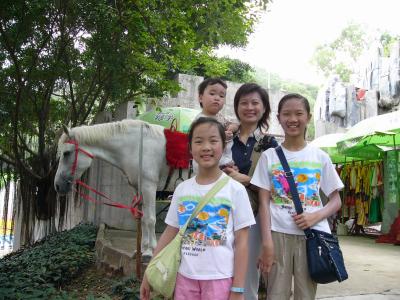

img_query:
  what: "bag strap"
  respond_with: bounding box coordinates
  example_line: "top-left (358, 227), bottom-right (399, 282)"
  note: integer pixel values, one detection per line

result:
top-left (248, 135), bottom-right (278, 177)
top-left (248, 144), bottom-right (262, 178)
top-left (179, 176), bottom-right (229, 234)
top-left (275, 146), bottom-right (312, 237)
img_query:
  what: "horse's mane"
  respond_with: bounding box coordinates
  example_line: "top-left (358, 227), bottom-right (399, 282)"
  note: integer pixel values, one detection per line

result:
top-left (58, 120), bottom-right (164, 153)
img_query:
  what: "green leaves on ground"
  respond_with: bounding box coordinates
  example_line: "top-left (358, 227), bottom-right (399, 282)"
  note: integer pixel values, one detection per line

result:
top-left (0, 223), bottom-right (97, 299)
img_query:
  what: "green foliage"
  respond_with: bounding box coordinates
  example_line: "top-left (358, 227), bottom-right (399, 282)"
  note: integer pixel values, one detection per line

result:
top-left (310, 46), bottom-right (336, 78)
top-left (110, 275), bottom-right (140, 300)
top-left (186, 56), bottom-right (256, 82)
top-left (380, 31), bottom-right (400, 57)
top-left (0, 223), bottom-right (97, 299)
top-left (219, 57), bottom-right (256, 83)
top-left (311, 22), bottom-right (400, 83)
top-left (0, 0), bottom-right (271, 244)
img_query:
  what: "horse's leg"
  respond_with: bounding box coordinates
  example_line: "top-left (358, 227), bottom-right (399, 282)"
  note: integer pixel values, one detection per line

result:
top-left (140, 182), bottom-right (157, 258)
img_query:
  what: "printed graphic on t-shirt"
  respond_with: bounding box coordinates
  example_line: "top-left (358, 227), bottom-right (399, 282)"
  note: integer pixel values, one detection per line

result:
top-left (178, 196), bottom-right (231, 252)
top-left (271, 161), bottom-right (322, 209)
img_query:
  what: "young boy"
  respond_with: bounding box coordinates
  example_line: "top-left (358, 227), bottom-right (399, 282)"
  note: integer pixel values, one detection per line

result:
top-left (194, 78), bottom-right (238, 168)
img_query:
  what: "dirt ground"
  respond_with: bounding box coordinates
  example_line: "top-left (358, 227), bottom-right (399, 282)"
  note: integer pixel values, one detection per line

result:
top-left (61, 265), bottom-right (127, 299)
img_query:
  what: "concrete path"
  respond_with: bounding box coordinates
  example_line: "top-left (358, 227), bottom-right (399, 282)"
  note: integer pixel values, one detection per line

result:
top-left (316, 236), bottom-right (400, 299)
top-left (93, 226), bottom-right (400, 299)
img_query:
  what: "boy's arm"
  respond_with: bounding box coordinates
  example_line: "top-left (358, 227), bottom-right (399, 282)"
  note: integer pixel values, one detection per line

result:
top-left (293, 190), bottom-right (342, 230)
top-left (226, 122), bottom-right (239, 133)
top-left (258, 188), bottom-right (274, 274)
top-left (230, 227), bottom-right (249, 300)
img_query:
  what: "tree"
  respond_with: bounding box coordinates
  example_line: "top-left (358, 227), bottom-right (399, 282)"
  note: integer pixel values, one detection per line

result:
top-left (0, 0), bottom-right (270, 244)
top-left (311, 22), bottom-right (400, 82)
top-left (184, 56), bottom-right (256, 82)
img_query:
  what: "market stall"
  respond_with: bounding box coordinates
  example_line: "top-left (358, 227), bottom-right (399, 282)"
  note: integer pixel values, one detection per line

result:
top-left (312, 111), bottom-right (400, 238)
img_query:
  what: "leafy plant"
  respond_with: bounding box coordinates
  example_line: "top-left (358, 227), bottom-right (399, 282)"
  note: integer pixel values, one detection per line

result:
top-left (0, 223), bottom-right (97, 299)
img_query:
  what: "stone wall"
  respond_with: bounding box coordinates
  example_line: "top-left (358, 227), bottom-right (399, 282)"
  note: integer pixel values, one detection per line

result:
top-left (314, 41), bottom-right (400, 137)
top-left (157, 73), bottom-right (285, 136)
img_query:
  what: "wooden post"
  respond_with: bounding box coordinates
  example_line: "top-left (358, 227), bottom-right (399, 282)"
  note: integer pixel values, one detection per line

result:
top-left (136, 214), bottom-right (142, 279)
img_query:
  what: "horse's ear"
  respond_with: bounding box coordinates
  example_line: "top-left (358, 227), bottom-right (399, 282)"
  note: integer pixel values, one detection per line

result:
top-left (62, 124), bottom-right (71, 138)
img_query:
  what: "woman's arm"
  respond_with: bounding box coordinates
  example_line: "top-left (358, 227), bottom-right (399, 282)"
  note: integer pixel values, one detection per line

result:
top-left (223, 166), bottom-right (251, 186)
top-left (257, 188), bottom-right (274, 274)
top-left (140, 225), bottom-right (179, 300)
top-left (230, 227), bottom-right (249, 300)
top-left (293, 190), bottom-right (342, 230)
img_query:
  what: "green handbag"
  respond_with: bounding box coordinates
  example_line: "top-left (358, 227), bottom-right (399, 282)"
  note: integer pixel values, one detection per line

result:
top-left (144, 176), bottom-right (229, 298)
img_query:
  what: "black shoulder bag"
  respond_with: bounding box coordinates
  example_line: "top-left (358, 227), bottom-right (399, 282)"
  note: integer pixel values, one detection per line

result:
top-left (275, 145), bottom-right (348, 284)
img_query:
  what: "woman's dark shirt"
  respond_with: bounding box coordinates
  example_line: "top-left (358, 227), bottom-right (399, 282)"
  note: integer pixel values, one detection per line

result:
top-left (232, 129), bottom-right (278, 175)
top-left (232, 135), bottom-right (257, 175)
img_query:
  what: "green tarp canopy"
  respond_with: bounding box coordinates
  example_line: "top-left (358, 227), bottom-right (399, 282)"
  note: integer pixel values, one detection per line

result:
top-left (311, 110), bottom-right (400, 162)
top-left (337, 111), bottom-right (400, 153)
top-left (309, 133), bottom-right (361, 163)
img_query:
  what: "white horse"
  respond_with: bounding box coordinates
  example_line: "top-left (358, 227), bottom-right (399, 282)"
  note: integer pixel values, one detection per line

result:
top-left (54, 119), bottom-right (189, 257)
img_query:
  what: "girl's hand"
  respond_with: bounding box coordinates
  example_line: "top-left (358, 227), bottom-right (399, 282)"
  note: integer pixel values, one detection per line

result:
top-left (140, 275), bottom-right (151, 300)
top-left (229, 292), bottom-right (245, 300)
top-left (257, 244), bottom-right (274, 274)
top-left (292, 212), bottom-right (319, 230)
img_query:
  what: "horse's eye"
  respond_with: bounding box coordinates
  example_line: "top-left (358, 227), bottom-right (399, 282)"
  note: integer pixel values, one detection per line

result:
top-left (63, 150), bottom-right (72, 157)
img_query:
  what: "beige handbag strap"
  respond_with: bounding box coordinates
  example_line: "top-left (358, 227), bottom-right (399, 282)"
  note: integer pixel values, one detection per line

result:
top-left (248, 148), bottom-right (262, 178)
top-left (248, 135), bottom-right (278, 177)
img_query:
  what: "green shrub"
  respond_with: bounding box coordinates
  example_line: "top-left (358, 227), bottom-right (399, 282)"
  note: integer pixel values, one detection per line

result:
top-left (0, 223), bottom-right (97, 299)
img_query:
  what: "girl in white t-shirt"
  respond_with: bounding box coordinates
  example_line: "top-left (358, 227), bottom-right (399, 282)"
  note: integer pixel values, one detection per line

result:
top-left (251, 94), bottom-right (344, 300)
top-left (140, 117), bottom-right (255, 300)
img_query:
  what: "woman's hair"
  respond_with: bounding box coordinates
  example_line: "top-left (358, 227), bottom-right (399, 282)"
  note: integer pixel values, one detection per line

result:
top-left (233, 83), bottom-right (271, 130)
top-left (277, 93), bottom-right (310, 115)
top-left (277, 93), bottom-right (311, 138)
top-left (188, 117), bottom-right (226, 150)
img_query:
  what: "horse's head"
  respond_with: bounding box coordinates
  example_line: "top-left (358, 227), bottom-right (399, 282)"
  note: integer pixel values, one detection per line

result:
top-left (54, 126), bottom-right (94, 195)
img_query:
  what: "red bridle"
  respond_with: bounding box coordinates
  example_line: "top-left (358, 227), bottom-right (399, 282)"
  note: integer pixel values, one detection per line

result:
top-left (64, 139), bottom-right (143, 219)
top-left (65, 140), bottom-right (94, 176)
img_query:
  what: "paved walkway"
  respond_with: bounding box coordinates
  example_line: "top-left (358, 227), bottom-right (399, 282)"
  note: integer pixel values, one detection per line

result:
top-left (316, 236), bottom-right (400, 299)
top-left (72, 225), bottom-right (400, 299)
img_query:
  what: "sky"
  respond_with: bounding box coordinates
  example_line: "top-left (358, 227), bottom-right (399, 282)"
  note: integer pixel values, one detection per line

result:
top-left (216, 0), bottom-right (400, 85)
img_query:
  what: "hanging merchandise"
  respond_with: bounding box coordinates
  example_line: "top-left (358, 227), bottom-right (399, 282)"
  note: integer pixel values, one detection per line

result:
top-left (368, 161), bottom-right (384, 223)
top-left (338, 160), bottom-right (385, 234)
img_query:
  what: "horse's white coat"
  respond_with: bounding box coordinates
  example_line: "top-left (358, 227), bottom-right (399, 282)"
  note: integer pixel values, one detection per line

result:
top-left (54, 120), bottom-right (187, 257)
